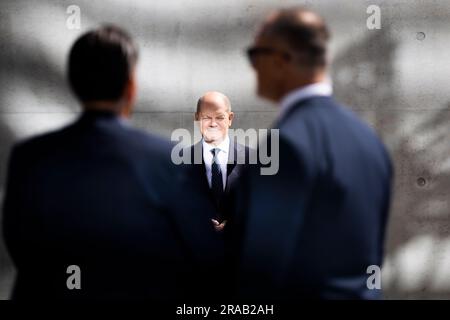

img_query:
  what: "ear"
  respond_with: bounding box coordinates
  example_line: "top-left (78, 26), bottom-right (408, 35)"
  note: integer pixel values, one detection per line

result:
top-left (127, 70), bottom-right (137, 101)
top-left (121, 70), bottom-right (137, 118)
top-left (228, 112), bottom-right (234, 127)
top-left (194, 112), bottom-right (200, 122)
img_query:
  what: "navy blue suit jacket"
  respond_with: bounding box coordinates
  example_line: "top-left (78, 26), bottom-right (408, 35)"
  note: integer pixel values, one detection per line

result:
top-left (232, 96), bottom-right (392, 299)
top-left (2, 110), bottom-right (224, 299)
top-left (185, 140), bottom-right (251, 222)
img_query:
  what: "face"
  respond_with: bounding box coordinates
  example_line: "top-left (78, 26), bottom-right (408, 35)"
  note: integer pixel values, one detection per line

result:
top-left (196, 94), bottom-right (234, 145)
top-left (249, 30), bottom-right (291, 102)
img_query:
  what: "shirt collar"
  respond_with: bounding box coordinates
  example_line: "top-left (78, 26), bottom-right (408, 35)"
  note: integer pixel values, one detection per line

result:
top-left (202, 135), bottom-right (230, 154)
top-left (279, 81), bottom-right (333, 120)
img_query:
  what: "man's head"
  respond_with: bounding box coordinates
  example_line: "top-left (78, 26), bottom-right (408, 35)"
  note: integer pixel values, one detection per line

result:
top-left (68, 25), bottom-right (138, 117)
top-left (247, 7), bottom-right (330, 102)
top-left (195, 92), bottom-right (234, 146)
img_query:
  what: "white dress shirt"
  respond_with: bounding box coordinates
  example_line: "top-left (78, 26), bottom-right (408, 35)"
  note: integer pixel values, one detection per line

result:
top-left (279, 81), bottom-right (333, 120)
top-left (202, 135), bottom-right (229, 190)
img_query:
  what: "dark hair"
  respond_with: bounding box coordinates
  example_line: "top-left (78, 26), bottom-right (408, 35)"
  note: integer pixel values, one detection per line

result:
top-left (68, 25), bottom-right (138, 102)
top-left (263, 7), bottom-right (330, 67)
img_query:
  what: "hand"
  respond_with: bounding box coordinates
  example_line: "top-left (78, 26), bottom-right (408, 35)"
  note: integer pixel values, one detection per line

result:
top-left (211, 219), bottom-right (227, 232)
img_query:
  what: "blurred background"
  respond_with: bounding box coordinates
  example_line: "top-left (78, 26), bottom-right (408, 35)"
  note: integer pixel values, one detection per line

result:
top-left (0, 0), bottom-right (449, 299)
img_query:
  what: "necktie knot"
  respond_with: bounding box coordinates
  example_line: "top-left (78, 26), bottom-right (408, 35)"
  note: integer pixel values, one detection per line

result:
top-left (211, 148), bottom-right (220, 158)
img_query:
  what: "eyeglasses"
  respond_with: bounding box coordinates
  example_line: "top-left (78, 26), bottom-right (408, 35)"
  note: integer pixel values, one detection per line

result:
top-left (246, 46), bottom-right (291, 67)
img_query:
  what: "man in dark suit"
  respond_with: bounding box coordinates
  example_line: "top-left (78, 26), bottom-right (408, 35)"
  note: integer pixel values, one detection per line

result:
top-left (187, 92), bottom-right (250, 232)
top-left (230, 8), bottom-right (393, 299)
top-left (2, 25), bottom-right (223, 299)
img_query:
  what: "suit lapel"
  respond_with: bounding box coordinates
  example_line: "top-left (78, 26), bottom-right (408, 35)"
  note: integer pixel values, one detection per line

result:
top-left (192, 142), bottom-right (211, 193)
top-left (226, 140), bottom-right (250, 195)
top-left (226, 138), bottom-right (240, 192)
top-left (227, 138), bottom-right (237, 173)
top-left (193, 138), bottom-right (243, 195)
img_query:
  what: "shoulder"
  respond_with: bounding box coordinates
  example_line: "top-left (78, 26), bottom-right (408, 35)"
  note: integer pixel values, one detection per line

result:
top-left (11, 122), bottom-right (75, 158)
top-left (235, 142), bottom-right (255, 160)
top-left (95, 121), bottom-right (174, 161)
top-left (236, 143), bottom-right (252, 152)
top-left (279, 96), bottom-right (373, 144)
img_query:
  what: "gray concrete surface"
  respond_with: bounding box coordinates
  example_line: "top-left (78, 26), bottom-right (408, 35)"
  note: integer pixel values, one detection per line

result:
top-left (0, 0), bottom-right (449, 299)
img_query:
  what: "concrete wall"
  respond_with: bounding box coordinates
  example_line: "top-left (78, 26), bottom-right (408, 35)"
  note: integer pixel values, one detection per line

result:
top-left (0, 0), bottom-right (449, 299)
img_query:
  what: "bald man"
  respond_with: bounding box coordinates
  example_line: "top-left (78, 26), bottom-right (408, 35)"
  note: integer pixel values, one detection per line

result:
top-left (232, 7), bottom-right (393, 299)
top-left (188, 92), bottom-right (250, 232)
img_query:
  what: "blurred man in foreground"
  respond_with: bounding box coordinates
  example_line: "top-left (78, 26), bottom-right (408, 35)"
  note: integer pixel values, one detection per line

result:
top-left (231, 7), bottom-right (393, 299)
top-left (2, 25), bottom-right (223, 299)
